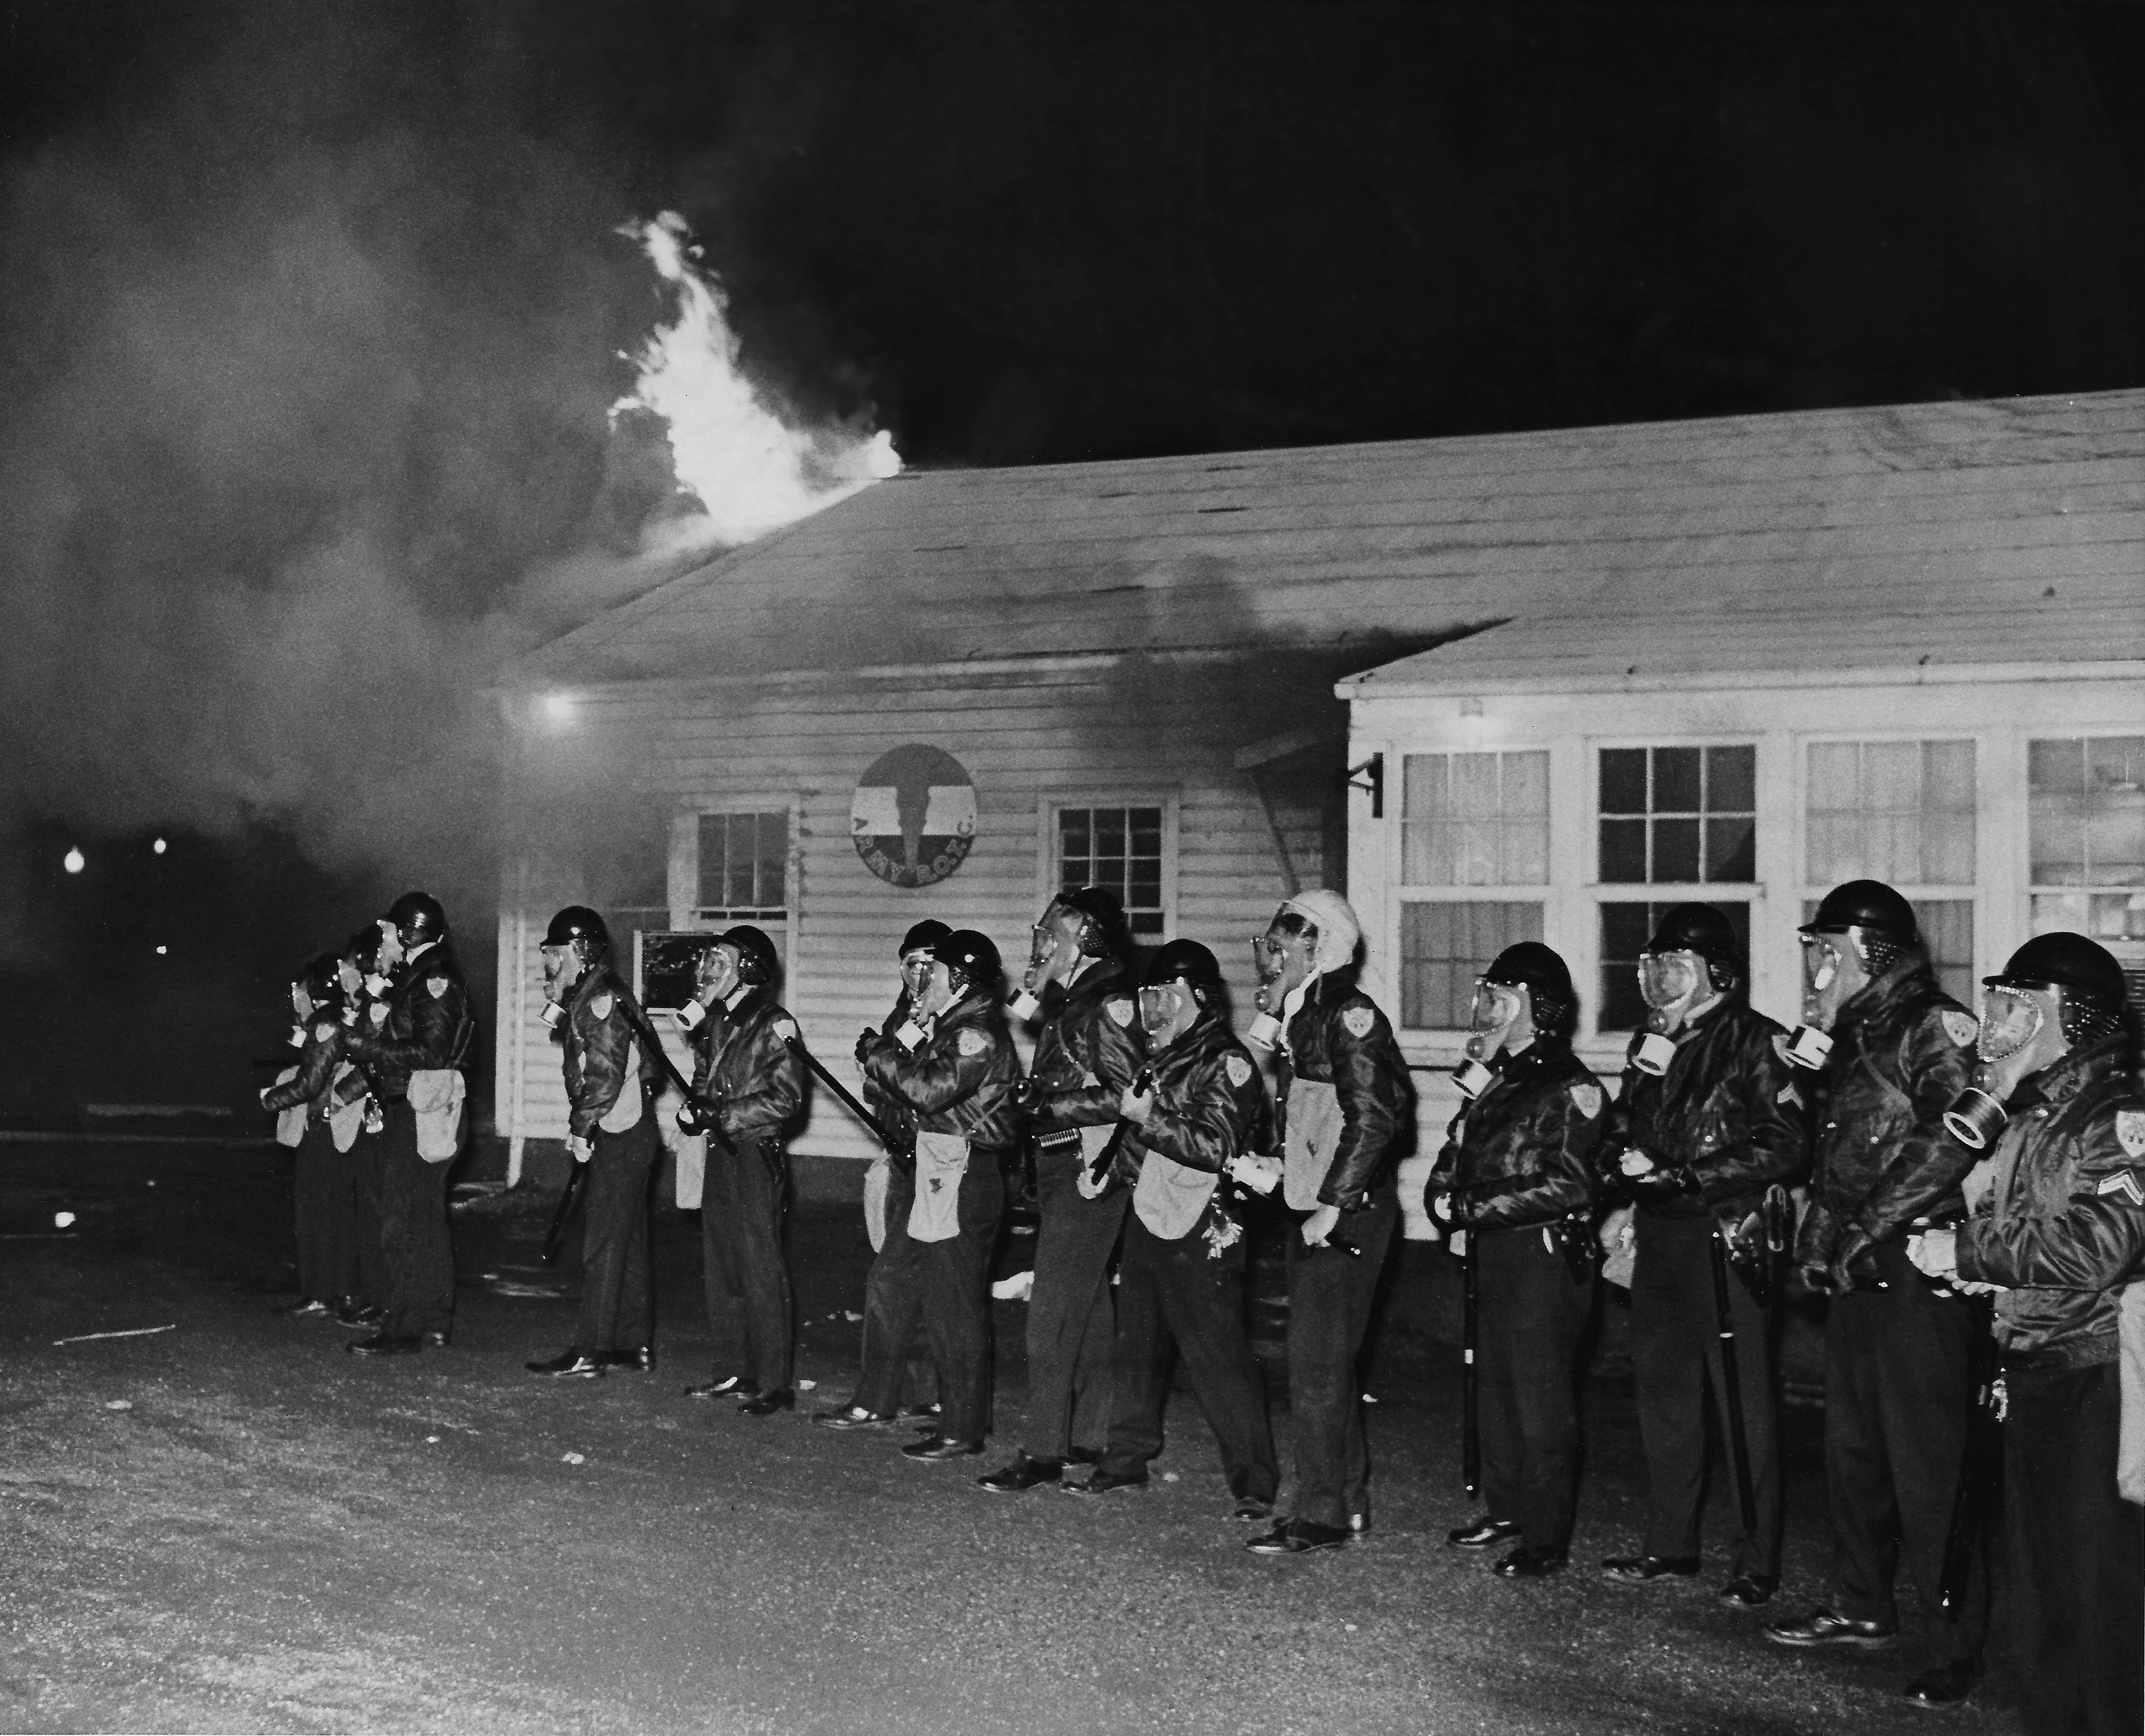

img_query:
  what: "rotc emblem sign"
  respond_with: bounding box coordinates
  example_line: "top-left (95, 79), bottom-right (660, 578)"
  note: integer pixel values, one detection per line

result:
top-left (852, 745), bottom-right (978, 888)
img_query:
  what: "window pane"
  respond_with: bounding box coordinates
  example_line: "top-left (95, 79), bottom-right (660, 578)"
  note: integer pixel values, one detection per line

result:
top-left (1399, 750), bottom-right (1549, 885)
top-left (755, 812), bottom-right (788, 907)
top-left (1600, 817), bottom-right (1647, 883)
top-left (1912, 898), bottom-right (1976, 1007)
top-left (696, 814), bottom-right (729, 909)
top-left (1706, 745), bottom-right (1756, 813)
top-left (1706, 815), bottom-right (1756, 883)
top-left (2032, 736), bottom-right (2145, 888)
top-left (1600, 748), bottom-right (1647, 815)
top-left (1399, 900), bottom-right (1543, 1029)
top-left (1807, 739), bottom-right (1976, 886)
top-left (1058, 805), bottom-right (1168, 932)
top-left (1654, 747), bottom-right (1701, 813)
top-left (1601, 743), bottom-right (1756, 885)
top-left (1653, 817), bottom-right (1701, 883)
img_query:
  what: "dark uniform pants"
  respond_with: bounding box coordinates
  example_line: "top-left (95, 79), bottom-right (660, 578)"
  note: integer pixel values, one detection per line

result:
top-left (291, 1119), bottom-right (342, 1302)
top-left (1630, 1208), bottom-right (1781, 1577)
top-left (350, 1126), bottom-right (389, 1307)
top-left (856, 1154), bottom-right (1005, 1443)
top-left (576, 1105), bottom-right (656, 1354)
top-left (1284, 1182), bottom-right (1400, 1530)
top-left (378, 1099), bottom-right (454, 1340)
top-left (1024, 1148), bottom-right (1128, 1459)
top-left (1101, 1211), bottom-right (1277, 1501)
top-left (2005, 1360), bottom-right (2144, 1736)
top-left (1824, 1239), bottom-right (1986, 1663)
top-left (1477, 1222), bottom-right (1594, 1551)
top-left (700, 1135), bottom-right (793, 1391)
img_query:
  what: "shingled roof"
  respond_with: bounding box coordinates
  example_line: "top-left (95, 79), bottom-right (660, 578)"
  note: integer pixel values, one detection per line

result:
top-left (514, 387), bottom-right (2145, 690)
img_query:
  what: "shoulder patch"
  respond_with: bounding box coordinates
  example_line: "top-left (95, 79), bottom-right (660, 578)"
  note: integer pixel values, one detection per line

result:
top-left (590, 993), bottom-right (614, 1021)
top-left (1569, 1082), bottom-right (1603, 1119)
top-left (2119, 1110), bottom-right (2145, 1161)
top-left (2096, 1167), bottom-right (2145, 1206)
top-left (1341, 1005), bottom-right (1377, 1039)
top-left (312, 1022), bottom-right (338, 1044)
top-left (1224, 1054), bottom-right (1253, 1089)
top-left (957, 1027), bottom-right (989, 1057)
top-left (426, 973), bottom-right (449, 1000)
top-left (1104, 999), bottom-right (1135, 1028)
top-left (1940, 1009), bottom-right (1979, 1048)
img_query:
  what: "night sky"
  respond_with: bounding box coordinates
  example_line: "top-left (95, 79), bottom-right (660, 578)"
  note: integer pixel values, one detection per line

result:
top-left (1, 1), bottom-right (2139, 1115)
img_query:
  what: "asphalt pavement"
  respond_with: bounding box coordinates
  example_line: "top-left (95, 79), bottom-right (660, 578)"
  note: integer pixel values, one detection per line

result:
top-left (0, 1138), bottom-right (2020, 1734)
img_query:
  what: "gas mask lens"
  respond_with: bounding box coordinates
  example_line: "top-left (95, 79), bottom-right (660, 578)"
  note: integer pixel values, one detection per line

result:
top-left (1801, 936), bottom-right (1840, 995)
top-left (1977, 984), bottom-right (2044, 1063)
top-left (1137, 985), bottom-right (1184, 1036)
top-left (1638, 951), bottom-right (1701, 1011)
top-left (1469, 981), bottom-right (1521, 1034)
top-left (900, 951), bottom-right (933, 999)
top-left (1251, 933), bottom-right (1285, 983)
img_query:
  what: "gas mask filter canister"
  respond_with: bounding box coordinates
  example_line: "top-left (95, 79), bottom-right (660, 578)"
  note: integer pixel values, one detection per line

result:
top-left (1942, 985), bottom-right (2044, 1149)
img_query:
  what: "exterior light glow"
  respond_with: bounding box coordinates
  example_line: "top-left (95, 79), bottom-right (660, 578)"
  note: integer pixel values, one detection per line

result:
top-left (63, 848), bottom-right (85, 874)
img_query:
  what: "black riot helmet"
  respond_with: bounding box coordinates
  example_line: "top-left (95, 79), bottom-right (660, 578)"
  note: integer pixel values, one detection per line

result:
top-left (898, 919), bottom-right (952, 958)
top-left (717, 924), bottom-right (778, 988)
top-left (387, 891), bottom-right (447, 950)
top-left (1646, 902), bottom-right (1743, 993)
top-left (1482, 941), bottom-right (1576, 1038)
top-left (542, 905), bottom-right (611, 957)
top-left (344, 925), bottom-right (383, 974)
top-left (1801, 879), bottom-right (1921, 974)
top-left (1143, 938), bottom-right (1223, 994)
top-left (298, 951), bottom-right (345, 1009)
top-left (933, 929), bottom-right (1004, 999)
top-left (1049, 885), bottom-right (1127, 959)
top-left (1988, 932), bottom-right (2131, 1047)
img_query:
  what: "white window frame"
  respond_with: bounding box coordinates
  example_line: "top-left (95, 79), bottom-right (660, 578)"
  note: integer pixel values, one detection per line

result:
top-left (1038, 791), bottom-right (1180, 941)
top-left (668, 803), bottom-right (801, 978)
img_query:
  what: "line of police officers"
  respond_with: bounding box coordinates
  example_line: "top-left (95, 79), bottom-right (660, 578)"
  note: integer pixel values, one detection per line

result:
top-left (266, 879), bottom-right (2145, 1732)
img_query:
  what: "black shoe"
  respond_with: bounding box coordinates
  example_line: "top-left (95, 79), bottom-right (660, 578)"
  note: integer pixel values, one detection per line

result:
top-left (278, 1298), bottom-right (332, 1318)
top-left (1245, 1518), bottom-right (1350, 1556)
top-left (1902, 1660), bottom-right (1982, 1709)
top-left (1763, 1606), bottom-right (1898, 1650)
top-left (684, 1374), bottom-right (755, 1400)
top-left (738, 1387), bottom-right (794, 1417)
top-left (1063, 1469), bottom-right (1150, 1498)
top-left (901, 1434), bottom-right (985, 1462)
top-left (1494, 1544), bottom-right (1569, 1579)
top-left (526, 1349), bottom-right (603, 1377)
top-left (1233, 1495), bottom-right (1275, 1522)
top-left (346, 1333), bottom-right (421, 1357)
top-left (1602, 1553), bottom-right (1702, 1584)
top-left (602, 1347), bottom-right (653, 1374)
top-left (1448, 1516), bottom-right (1523, 1550)
top-left (978, 1454), bottom-right (1063, 1493)
top-left (899, 1399), bottom-right (943, 1421)
top-left (815, 1404), bottom-right (892, 1431)
top-left (1718, 1572), bottom-right (1779, 1608)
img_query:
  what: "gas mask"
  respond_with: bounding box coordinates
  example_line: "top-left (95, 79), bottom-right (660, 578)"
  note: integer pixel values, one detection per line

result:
top-left (1785, 934), bottom-right (1863, 1068)
top-left (1631, 949), bottom-right (1716, 1075)
top-left (899, 949), bottom-right (935, 1005)
top-left (1943, 984), bottom-right (2067, 1149)
top-left (539, 943), bottom-right (582, 1029)
top-left (1015, 911), bottom-right (1080, 1018)
top-left (375, 918), bottom-right (404, 975)
top-left (1248, 924), bottom-right (1313, 1048)
top-left (912, 961), bottom-right (957, 1022)
top-left (1453, 980), bottom-right (1531, 1098)
top-left (697, 944), bottom-right (742, 1007)
top-left (1137, 982), bottom-right (1199, 1046)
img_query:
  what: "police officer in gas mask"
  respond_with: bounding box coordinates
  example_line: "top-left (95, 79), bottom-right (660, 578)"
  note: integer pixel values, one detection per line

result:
top-left (1599, 903), bottom-right (1805, 1605)
top-left (678, 925), bottom-right (807, 1415)
top-left (1064, 940), bottom-right (1279, 1518)
top-left (262, 952), bottom-right (364, 1319)
top-left (1239, 889), bottom-right (1412, 1556)
top-left (1428, 943), bottom-right (1605, 1579)
top-left (822, 931), bottom-right (1021, 1460)
top-left (331, 925), bottom-right (394, 1330)
top-left (342, 892), bottom-right (476, 1358)
top-left (1907, 933), bottom-right (2145, 1736)
top-left (1764, 882), bottom-right (1986, 1707)
top-left (980, 887), bottom-right (1142, 1495)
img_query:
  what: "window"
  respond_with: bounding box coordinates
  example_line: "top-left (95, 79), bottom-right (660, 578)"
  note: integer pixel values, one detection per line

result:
top-left (1056, 804), bottom-right (1168, 937)
top-left (2030, 737), bottom-right (2145, 947)
top-left (1807, 740), bottom-right (1975, 885)
top-left (1399, 901), bottom-right (1543, 1030)
top-left (1600, 745), bottom-right (1755, 884)
top-left (1598, 900), bottom-right (1750, 1032)
top-left (696, 810), bottom-right (790, 919)
top-left (1401, 751), bottom-right (1549, 886)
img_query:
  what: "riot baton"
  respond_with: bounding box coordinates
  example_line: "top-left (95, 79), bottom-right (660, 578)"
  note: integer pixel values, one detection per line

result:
top-left (1461, 1222), bottom-right (1481, 1496)
top-left (1708, 1224), bottom-right (1761, 1535)
top-left (773, 1017), bottom-right (899, 1152)
top-left (1939, 1291), bottom-right (2000, 1617)
top-left (606, 976), bottom-right (735, 1157)
top-left (1087, 1066), bottom-right (1158, 1191)
top-left (540, 1160), bottom-right (586, 1266)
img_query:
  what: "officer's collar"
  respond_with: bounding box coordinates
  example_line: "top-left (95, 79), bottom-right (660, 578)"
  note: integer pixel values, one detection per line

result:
top-left (400, 939), bottom-right (438, 972)
top-left (2023, 1035), bottom-right (2130, 1106)
top-left (1061, 955), bottom-right (1123, 1002)
top-left (1838, 954), bottom-right (1929, 1024)
top-left (1147, 1000), bottom-right (1225, 1060)
top-left (722, 983), bottom-right (756, 1015)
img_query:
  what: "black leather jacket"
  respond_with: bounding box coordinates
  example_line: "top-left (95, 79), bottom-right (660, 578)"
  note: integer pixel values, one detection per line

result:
top-left (1028, 958), bottom-right (1144, 1137)
top-left (1124, 1004), bottom-right (1267, 1178)
top-left (862, 991), bottom-right (920, 1157)
top-left (1957, 1037), bottom-right (2145, 1369)
top-left (1278, 966), bottom-right (1414, 1207)
top-left (558, 967), bottom-right (644, 1141)
top-left (1603, 997), bottom-right (1807, 1217)
top-left (1429, 1040), bottom-right (1606, 1232)
top-left (263, 1011), bottom-right (366, 1120)
top-left (1797, 958), bottom-right (1978, 1265)
top-left (863, 992), bottom-right (1024, 1153)
top-left (344, 943), bottom-right (476, 1102)
top-left (689, 986), bottom-right (807, 1147)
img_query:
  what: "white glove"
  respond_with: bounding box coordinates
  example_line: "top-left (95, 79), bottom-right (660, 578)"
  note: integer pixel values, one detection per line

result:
top-left (1119, 1082), bottom-right (1155, 1124)
top-left (1619, 1149), bottom-right (1657, 1178)
top-left (1300, 1203), bottom-right (1341, 1247)
top-left (1906, 1226), bottom-right (1958, 1281)
top-left (568, 1135), bottom-right (594, 1165)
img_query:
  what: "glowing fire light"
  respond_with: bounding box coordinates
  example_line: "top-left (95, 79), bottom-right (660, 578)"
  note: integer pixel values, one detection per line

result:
top-left (613, 212), bottom-right (900, 545)
top-left (63, 847), bottom-right (85, 874)
top-left (152, 837), bottom-right (168, 855)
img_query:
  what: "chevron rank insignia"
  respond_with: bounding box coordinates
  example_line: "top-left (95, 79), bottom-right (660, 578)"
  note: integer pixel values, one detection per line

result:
top-left (1225, 1054), bottom-right (1253, 1088)
top-left (1105, 999), bottom-right (1135, 1028)
top-left (1341, 1006), bottom-right (1377, 1039)
top-left (2119, 1110), bottom-right (2145, 1160)
top-left (2096, 1167), bottom-right (2145, 1206)
top-left (957, 1027), bottom-right (988, 1057)
top-left (1940, 1009), bottom-right (1979, 1048)
top-left (1569, 1082), bottom-right (1603, 1118)
top-left (591, 993), bottom-right (613, 1020)
top-left (1778, 1082), bottom-right (1803, 1108)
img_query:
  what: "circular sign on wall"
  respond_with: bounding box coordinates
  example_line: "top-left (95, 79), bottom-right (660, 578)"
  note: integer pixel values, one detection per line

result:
top-left (852, 744), bottom-right (978, 888)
